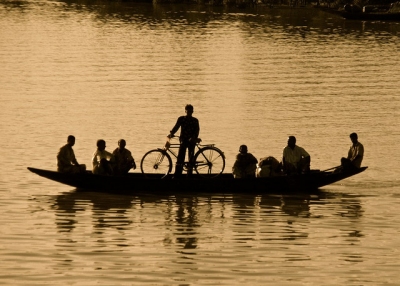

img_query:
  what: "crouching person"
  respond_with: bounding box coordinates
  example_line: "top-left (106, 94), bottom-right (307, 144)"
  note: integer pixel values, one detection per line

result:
top-left (113, 139), bottom-right (136, 175)
top-left (232, 145), bottom-right (258, 178)
top-left (92, 139), bottom-right (115, 175)
top-left (57, 135), bottom-right (86, 173)
top-left (256, 156), bottom-right (282, 177)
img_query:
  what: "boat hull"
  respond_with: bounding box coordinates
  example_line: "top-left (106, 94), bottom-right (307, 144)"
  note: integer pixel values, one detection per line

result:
top-left (341, 11), bottom-right (400, 21)
top-left (27, 167), bottom-right (368, 195)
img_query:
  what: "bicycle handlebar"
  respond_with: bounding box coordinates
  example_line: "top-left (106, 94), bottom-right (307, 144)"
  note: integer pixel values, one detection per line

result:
top-left (167, 135), bottom-right (202, 144)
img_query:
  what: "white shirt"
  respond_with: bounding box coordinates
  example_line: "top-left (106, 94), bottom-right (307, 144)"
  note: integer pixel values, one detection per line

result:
top-left (92, 149), bottom-right (114, 170)
top-left (283, 145), bottom-right (310, 165)
top-left (348, 142), bottom-right (364, 168)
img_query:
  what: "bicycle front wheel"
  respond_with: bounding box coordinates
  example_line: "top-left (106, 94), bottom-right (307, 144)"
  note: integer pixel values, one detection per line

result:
top-left (140, 149), bottom-right (172, 178)
top-left (193, 147), bottom-right (225, 178)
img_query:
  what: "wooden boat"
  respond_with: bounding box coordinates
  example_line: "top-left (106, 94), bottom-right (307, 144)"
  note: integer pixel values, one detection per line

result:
top-left (27, 166), bottom-right (368, 195)
top-left (340, 10), bottom-right (400, 21)
top-left (315, 2), bottom-right (400, 21)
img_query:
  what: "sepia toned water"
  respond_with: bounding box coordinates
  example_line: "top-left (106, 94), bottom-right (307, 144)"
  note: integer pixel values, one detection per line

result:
top-left (1, 0), bottom-right (400, 284)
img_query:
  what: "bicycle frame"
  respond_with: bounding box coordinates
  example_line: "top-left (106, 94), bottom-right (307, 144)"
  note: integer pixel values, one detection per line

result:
top-left (164, 136), bottom-right (216, 164)
top-left (140, 136), bottom-right (225, 178)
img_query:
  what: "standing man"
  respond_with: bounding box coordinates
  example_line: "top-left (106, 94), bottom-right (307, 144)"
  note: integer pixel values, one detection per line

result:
top-left (282, 136), bottom-right (311, 174)
top-left (57, 135), bottom-right (86, 173)
top-left (168, 104), bottom-right (200, 177)
top-left (341, 133), bottom-right (364, 170)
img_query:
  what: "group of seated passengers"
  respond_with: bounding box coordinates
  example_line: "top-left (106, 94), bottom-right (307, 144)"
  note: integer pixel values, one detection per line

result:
top-left (232, 133), bottom-right (364, 178)
top-left (58, 132), bottom-right (364, 177)
top-left (57, 135), bottom-right (136, 175)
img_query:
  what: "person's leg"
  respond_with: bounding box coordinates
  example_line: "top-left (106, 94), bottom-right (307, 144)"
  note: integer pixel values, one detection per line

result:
top-left (284, 162), bottom-right (296, 175)
top-left (299, 158), bottom-right (310, 173)
top-left (186, 142), bottom-right (196, 176)
top-left (341, 157), bottom-right (355, 171)
top-left (99, 158), bottom-right (113, 175)
top-left (174, 142), bottom-right (187, 177)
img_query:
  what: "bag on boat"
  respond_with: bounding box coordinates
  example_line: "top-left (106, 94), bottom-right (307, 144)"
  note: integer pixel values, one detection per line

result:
top-left (256, 156), bottom-right (281, 177)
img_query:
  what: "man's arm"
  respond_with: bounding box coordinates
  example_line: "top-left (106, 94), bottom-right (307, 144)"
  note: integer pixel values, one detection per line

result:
top-left (70, 149), bottom-right (79, 166)
top-left (351, 144), bottom-right (364, 162)
top-left (169, 117), bottom-right (182, 137)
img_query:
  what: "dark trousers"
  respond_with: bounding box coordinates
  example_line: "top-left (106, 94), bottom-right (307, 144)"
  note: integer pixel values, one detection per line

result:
top-left (341, 157), bottom-right (357, 171)
top-left (174, 140), bottom-right (196, 177)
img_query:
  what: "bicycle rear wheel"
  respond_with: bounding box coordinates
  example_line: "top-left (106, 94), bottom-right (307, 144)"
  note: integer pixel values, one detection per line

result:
top-left (140, 149), bottom-right (172, 178)
top-left (193, 147), bottom-right (225, 178)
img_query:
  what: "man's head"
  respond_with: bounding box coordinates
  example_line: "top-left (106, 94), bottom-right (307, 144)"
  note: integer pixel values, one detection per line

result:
top-left (287, 136), bottom-right (296, 149)
top-left (350, 133), bottom-right (358, 144)
top-left (239, 145), bottom-right (248, 154)
top-left (118, 139), bottom-right (126, 149)
top-left (97, 139), bottom-right (106, 151)
top-left (67, 135), bottom-right (76, 146)
top-left (185, 104), bottom-right (194, 116)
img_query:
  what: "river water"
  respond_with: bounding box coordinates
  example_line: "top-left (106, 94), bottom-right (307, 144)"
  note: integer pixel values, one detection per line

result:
top-left (1, 0), bottom-right (399, 284)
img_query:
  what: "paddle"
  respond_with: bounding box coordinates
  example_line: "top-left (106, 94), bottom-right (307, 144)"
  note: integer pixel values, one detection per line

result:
top-left (321, 165), bottom-right (341, 172)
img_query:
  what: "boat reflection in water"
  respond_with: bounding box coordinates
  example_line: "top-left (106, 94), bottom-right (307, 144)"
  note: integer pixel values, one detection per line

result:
top-left (49, 189), bottom-right (364, 252)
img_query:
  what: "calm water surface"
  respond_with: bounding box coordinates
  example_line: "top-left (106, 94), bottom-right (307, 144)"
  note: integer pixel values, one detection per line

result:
top-left (1, 0), bottom-right (399, 284)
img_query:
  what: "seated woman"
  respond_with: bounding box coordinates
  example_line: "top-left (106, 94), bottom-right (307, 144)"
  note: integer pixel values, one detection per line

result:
top-left (232, 145), bottom-right (258, 178)
top-left (256, 156), bottom-right (282, 177)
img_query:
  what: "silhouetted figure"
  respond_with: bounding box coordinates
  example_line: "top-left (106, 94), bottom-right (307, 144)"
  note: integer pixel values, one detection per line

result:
top-left (57, 135), bottom-right (86, 173)
top-left (112, 139), bottom-right (136, 175)
top-left (282, 136), bottom-right (310, 174)
top-left (92, 139), bottom-right (114, 175)
top-left (341, 133), bottom-right (364, 170)
top-left (168, 104), bottom-right (200, 177)
top-left (232, 145), bottom-right (258, 178)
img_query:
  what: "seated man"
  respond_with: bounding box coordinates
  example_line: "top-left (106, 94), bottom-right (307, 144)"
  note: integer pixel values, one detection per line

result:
top-left (112, 139), bottom-right (136, 175)
top-left (341, 132), bottom-right (364, 170)
top-left (232, 145), bottom-right (258, 178)
top-left (92, 139), bottom-right (115, 175)
top-left (256, 156), bottom-right (282, 177)
top-left (57, 135), bottom-right (86, 173)
top-left (282, 136), bottom-right (310, 174)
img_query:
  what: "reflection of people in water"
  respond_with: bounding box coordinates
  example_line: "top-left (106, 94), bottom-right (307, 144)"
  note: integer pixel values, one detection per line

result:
top-left (57, 135), bottom-right (86, 173)
top-left (170, 196), bottom-right (199, 250)
top-left (52, 191), bottom-right (134, 233)
top-left (279, 196), bottom-right (311, 217)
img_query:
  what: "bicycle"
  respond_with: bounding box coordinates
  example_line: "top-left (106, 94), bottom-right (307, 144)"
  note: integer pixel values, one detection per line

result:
top-left (140, 136), bottom-right (225, 178)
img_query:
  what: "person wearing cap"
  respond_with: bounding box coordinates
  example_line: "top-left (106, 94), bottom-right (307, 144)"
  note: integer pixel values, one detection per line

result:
top-left (112, 139), bottom-right (136, 175)
top-left (282, 136), bottom-right (310, 174)
top-left (92, 139), bottom-right (115, 175)
top-left (168, 104), bottom-right (200, 177)
top-left (57, 135), bottom-right (86, 173)
top-left (232, 145), bottom-right (258, 178)
top-left (341, 133), bottom-right (364, 170)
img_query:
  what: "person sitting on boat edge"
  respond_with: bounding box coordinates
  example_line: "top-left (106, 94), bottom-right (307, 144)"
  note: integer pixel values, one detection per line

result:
top-left (232, 145), bottom-right (258, 178)
top-left (168, 104), bottom-right (200, 178)
top-left (92, 139), bottom-right (115, 175)
top-left (57, 135), bottom-right (86, 173)
top-left (256, 156), bottom-right (282, 177)
top-left (112, 139), bottom-right (136, 175)
top-left (282, 136), bottom-right (310, 174)
top-left (341, 132), bottom-right (364, 170)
